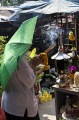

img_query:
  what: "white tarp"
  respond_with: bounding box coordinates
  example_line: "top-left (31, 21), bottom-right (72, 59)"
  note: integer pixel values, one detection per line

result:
top-left (18, 1), bottom-right (47, 9)
top-left (33, 0), bottom-right (79, 14)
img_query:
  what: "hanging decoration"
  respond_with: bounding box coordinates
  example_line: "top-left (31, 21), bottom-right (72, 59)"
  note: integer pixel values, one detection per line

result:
top-left (68, 31), bottom-right (78, 85)
top-left (69, 31), bottom-right (75, 41)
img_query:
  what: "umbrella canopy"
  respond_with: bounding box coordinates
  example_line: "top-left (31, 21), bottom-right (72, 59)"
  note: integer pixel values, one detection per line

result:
top-left (51, 51), bottom-right (71, 60)
top-left (34, 0), bottom-right (79, 14)
top-left (0, 16), bottom-right (38, 90)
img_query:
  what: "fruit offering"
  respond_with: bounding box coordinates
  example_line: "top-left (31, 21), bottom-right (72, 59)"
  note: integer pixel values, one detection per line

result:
top-left (38, 90), bottom-right (52, 102)
top-left (42, 90), bottom-right (52, 102)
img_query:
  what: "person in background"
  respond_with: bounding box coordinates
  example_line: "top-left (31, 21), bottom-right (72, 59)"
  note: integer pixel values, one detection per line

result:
top-left (1, 53), bottom-right (44, 120)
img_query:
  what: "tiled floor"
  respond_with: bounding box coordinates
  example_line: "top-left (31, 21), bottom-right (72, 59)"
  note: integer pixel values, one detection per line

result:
top-left (38, 98), bottom-right (56, 120)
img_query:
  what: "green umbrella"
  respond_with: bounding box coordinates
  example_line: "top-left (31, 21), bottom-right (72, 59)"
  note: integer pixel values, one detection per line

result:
top-left (0, 16), bottom-right (38, 90)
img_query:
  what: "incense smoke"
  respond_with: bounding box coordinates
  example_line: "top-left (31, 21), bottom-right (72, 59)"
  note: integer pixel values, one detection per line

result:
top-left (45, 24), bottom-right (64, 45)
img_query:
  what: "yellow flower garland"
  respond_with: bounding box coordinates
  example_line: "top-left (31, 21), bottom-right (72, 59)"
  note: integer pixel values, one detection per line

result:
top-left (68, 73), bottom-right (74, 79)
top-left (69, 31), bottom-right (75, 41)
top-left (40, 52), bottom-right (49, 70)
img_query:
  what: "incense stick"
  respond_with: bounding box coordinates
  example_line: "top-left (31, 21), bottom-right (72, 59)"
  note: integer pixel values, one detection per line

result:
top-left (45, 44), bottom-right (56, 53)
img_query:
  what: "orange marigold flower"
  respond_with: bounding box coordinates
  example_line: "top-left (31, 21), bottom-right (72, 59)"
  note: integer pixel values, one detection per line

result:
top-left (68, 73), bottom-right (74, 79)
top-left (69, 31), bottom-right (75, 41)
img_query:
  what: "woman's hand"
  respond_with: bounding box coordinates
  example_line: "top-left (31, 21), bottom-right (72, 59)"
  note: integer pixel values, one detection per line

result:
top-left (32, 55), bottom-right (44, 66)
top-left (28, 55), bottom-right (44, 74)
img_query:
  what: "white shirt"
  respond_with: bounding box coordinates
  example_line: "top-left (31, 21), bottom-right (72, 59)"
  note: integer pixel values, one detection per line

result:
top-left (1, 57), bottom-right (38, 117)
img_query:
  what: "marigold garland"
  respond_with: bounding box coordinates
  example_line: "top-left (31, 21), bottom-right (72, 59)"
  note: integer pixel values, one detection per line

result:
top-left (40, 52), bottom-right (49, 70)
top-left (69, 31), bottom-right (75, 41)
top-left (68, 73), bottom-right (74, 79)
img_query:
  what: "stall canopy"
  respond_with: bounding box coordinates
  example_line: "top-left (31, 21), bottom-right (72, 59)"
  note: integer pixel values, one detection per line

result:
top-left (34, 0), bottom-right (79, 14)
top-left (18, 0), bottom-right (48, 9)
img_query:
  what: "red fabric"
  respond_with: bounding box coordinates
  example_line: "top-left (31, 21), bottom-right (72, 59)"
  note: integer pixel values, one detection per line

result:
top-left (0, 107), bottom-right (6, 120)
top-left (0, 98), bottom-right (6, 120)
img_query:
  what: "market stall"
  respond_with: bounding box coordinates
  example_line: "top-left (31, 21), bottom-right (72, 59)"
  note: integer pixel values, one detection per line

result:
top-left (33, 1), bottom-right (79, 119)
top-left (52, 31), bottom-right (79, 120)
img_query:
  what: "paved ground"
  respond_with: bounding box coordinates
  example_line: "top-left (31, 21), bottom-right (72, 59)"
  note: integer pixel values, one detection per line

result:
top-left (38, 98), bottom-right (56, 120)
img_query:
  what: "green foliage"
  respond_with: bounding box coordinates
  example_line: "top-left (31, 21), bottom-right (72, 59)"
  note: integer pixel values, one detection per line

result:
top-left (0, 36), bottom-right (8, 65)
top-left (1, 0), bottom-right (10, 6)
top-left (17, 0), bottom-right (25, 4)
top-left (1, 0), bottom-right (34, 6)
top-left (6, 0), bottom-right (25, 5)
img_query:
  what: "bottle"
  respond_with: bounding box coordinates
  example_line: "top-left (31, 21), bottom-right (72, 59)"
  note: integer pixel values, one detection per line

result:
top-left (66, 95), bottom-right (71, 118)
